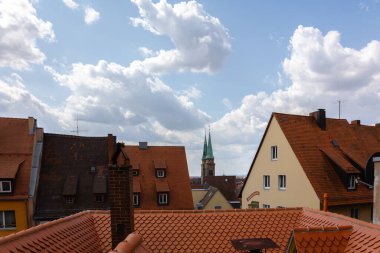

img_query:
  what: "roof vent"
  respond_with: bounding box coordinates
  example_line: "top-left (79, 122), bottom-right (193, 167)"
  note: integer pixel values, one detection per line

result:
top-left (331, 140), bottom-right (339, 148)
top-left (231, 238), bottom-right (279, 252)
top-left (139, 142), bottom-right (148, 150)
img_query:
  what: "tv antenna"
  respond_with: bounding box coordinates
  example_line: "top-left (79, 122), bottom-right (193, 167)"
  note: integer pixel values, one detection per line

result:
top-left (70, 114), bottom-right (87, 136)
top-left (337, 100), bottom-right (342, 119)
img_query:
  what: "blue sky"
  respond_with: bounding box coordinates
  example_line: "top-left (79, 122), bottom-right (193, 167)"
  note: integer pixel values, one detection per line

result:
top-left (1, 0), bottom-right (380, 176)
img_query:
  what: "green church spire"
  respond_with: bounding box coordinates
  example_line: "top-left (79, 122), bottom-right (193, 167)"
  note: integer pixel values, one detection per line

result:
top-left (202, 131), bottom-right (207, 160)
top-left (206, 130), bottom-right (214, 159)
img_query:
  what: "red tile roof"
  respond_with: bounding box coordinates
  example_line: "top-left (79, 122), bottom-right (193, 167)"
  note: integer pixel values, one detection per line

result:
top-left (273, 113), bottom-right (379, 206)
top-left (293, 225), bottom-right (352, 253)
top-left (1, 208), bottom-right (380, 252)
top-left (123, 145), bottom-right (193, 210)
top-left (0, 210), bottom-right (111, 253)
top-left (0, 117), bottom-right (37, 199)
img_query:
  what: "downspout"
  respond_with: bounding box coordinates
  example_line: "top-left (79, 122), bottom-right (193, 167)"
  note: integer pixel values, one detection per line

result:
top-left (323, 193), bottom-right (328, 212)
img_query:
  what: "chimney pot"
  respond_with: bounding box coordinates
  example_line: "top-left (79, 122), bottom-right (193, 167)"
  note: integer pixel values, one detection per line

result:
top-left (108, 134), bottom-right (115, 165)
top-left (351, 120), bottom-right (361, 125)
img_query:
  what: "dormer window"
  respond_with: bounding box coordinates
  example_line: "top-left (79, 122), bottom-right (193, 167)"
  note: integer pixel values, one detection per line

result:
top-left (64, 196), bottom-right (74, 204)
top-left (0, 181), bottom-right (12, 193)
top-left (156, 169), bottom-right (166, 178)
top-left (95, 194), bottom-right (104, 203)
top-left (158, 192), bottom-right (169, 205)
top-left (271, 146), bottom-right (278, 160)
top-left (348, 175), bottom-right (356, 190)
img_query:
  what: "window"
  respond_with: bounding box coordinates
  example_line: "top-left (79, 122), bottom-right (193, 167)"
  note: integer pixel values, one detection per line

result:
top-left (348, 175), bottom-right (356, 190)
top-left (263, 175), bottom-right (270, 189)
top-left (64, 196), bottom-right (74, 204)
top-left (156, 169), bottom-right (165, 178)
top-left (132, 169), bottom-right (139, 176)
top-left (214, 205), bottom-right (222, 210)
top-left (133, 193), bottom-right (140, 207)
top-left (351, 208), bottom-right (359, 219)
top-left (263, 204), bottom-right (270, 208)
top-left (278, 175), bottom-right (286, 190)
top-left (208, 169), bottom-right (214, 176)
top-left (158, 193), bottom-right (168, 205)
top-left (0, 181), bottom-right (12, 193)
top-left (271, 146), bottom-right (278, 160)
top-left (95, 194), bottom-right (104, 203)
top-left (0, 211), bottom-right (16, 229)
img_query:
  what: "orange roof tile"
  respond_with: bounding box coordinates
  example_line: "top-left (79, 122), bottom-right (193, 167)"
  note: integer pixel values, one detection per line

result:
top-left (293, 225), bottom-right (352, 253)
top-left (0, 210), bottom-right (111, 253)
top-left (0, 117), bottom-right (37, 199)
top-left (273, 113), bottom-right (377, 205)
top-left (2, 208), bottom-right (380, 252)
top-left (124, 145), bottom-right (193, 210)
top-left (0, 159), bottom-right (23, 178)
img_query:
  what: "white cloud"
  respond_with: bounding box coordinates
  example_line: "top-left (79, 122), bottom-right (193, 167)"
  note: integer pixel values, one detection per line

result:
top-left (0, 73), bottom-right (62, 131)
top-left (45, 60), bottom-right (210, 135)
top-left (0, 0), bottom-right (55, 70)
top-left (130, 0), bottom-right (231, 74)
top-left (84, 7), bottom-right (100, 24)
top-left (208, 25), bottom-right (380, 175)
top-left (63, 0), bottom-right (79, 9)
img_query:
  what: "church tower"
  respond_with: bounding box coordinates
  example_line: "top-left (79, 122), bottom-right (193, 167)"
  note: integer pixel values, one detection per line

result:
top-left (201, 129), bottom-right (215, 184)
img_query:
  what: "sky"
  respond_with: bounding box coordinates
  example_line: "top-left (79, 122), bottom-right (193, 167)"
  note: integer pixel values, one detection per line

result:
top-left (1, 0), bottom-right (380, 176)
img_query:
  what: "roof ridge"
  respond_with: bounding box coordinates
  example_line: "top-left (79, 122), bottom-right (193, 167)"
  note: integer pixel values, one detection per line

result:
top-left (135, 207), bottom-right (304, 214)
top-left (294, 225), bottom-right (353, 232)
top-left (302, 207), bottom-right (380, 231)
top-left (44, 133), bottom-right (109, 139)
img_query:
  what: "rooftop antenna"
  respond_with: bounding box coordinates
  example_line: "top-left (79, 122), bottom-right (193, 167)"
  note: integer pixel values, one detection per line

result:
top-left (70, 114), bottom-right (87, 136)
top-left (337, 100), bottom-right (342, 119)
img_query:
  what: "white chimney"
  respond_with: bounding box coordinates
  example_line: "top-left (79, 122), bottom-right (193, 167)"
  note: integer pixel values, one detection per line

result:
top-left (373, 157), bottom-right (380, 224)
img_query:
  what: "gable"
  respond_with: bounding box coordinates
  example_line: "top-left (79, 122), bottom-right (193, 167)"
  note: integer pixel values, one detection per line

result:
top-left (242, 115), bottom-right (319, 209)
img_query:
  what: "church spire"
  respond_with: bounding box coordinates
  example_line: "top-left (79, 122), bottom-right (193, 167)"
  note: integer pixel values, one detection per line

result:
top-left (202, 130), bottom-right (207, 160)
top-left (206, 128), bottom-right (214, 159)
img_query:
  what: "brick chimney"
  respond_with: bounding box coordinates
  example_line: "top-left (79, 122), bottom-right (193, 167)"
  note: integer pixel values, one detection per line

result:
top-left (351, 120), bottom-right (361, 125)
top-left (310, 109), bottom-right (326, 130)
top-left (108, 163), bottom-right (134, 248)
top-left (373, 157), bottom-right (380, 225)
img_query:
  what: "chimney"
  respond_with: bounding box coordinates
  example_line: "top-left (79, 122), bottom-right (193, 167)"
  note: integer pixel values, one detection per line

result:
top-left (375, 123), bottom-right (380, 127)
top-left (351, 120), bottom-right (361, 125)
top-left (28, 117), bottom-right (36, 134)
top-left (108, 134), bottom-right (116, 164)
top-left (373, 157), bottom-right (380, 225)
top-left (310, 109), bottom-right (326, 130)
top-left (139, 142), bottom-right (148, 150)
top-left (108, 164), bottom-right (134, 248)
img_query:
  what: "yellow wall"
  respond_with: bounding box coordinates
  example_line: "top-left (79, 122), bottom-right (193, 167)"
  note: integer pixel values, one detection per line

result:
top-left (192, 189), bottom-right (233, 210)
top-left (203, 190), bottom-right (233, 210)
top-left (242, 116), bottom-right (320, 209)
top-left (0, 200), bottom-right (28, 237)
top-left (329, 204), bottom-right (372, 223)
top-left (192, 189), bottom-right (208, 207)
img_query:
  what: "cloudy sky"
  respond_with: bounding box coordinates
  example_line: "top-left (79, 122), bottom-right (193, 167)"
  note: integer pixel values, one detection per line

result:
top-left (1, 0), bottom-right (380, 176)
